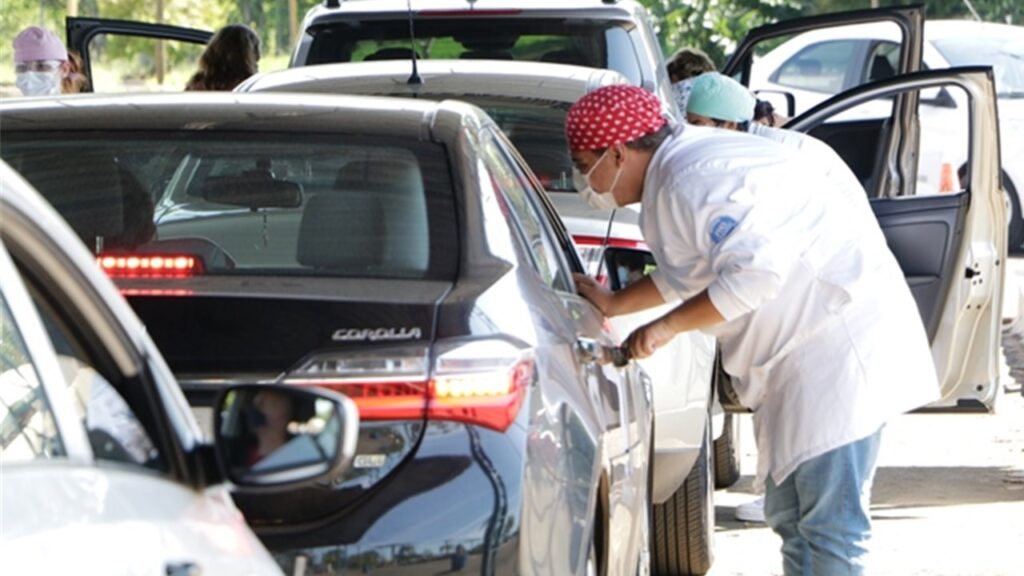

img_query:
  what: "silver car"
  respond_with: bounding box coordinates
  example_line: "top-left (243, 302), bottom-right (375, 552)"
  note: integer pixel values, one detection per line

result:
top-left (238, 59), bottom-right (724, 575)
top-left (0, 92), bottom-right (653, 576)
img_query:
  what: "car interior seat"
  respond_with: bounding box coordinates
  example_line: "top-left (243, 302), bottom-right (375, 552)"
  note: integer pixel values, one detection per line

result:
top-left (298, 159), bottom-right (427, 275)
top-left (364, 47), bottom-right (421, 62)
top-left (540, 49), bottom-right (589, 67)
top-left (16, 150), bottom-right (125, 253)
top-left (869, 54), bottom-right (897, 82)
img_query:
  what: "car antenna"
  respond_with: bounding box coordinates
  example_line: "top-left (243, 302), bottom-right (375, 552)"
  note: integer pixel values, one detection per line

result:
top-left (406, 0), bottom-right (423, 92)
top-left (600, 208), bottom-right (617, 275)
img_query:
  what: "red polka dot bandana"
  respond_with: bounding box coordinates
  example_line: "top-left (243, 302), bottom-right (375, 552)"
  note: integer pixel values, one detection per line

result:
top-left (566, 85), bottom-right (667, 152)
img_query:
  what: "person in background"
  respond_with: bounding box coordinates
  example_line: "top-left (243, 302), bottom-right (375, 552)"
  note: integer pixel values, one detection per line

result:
top-left (12, 26), bottom-right (87, 96)
top-left (185, 24), bottom-right (260, 91)
top-left (567, 85), bottom-right (938, 575)
top-left (665, 46), bottom-right (716, 113)
top-left (687, 72), bottom-right (869, 209)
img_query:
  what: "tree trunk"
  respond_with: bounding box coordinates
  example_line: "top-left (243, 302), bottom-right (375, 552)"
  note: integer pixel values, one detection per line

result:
top-left (155, 0), bottom-right (165, 85)
top-left (289, 0), bottom-right (299, 48)
top-left (68, 0), bottom-right (79, 17)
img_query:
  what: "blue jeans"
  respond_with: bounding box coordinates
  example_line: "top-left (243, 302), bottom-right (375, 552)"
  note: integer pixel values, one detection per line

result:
top-left (764, 427), bottom-right (883, 576)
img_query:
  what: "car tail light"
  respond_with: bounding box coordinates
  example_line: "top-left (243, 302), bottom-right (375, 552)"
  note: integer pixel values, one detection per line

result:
top-left (283, 340), bottom-right (533, 432)
top-left (573, 235), bottom-right (648, 279)
top-left (97, 254), bottom-right (204, 278)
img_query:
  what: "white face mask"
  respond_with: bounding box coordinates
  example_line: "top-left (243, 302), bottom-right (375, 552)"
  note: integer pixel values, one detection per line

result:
top-left (572, 148), bottom-right (622, 210)
top-left (16, 70), bottom-right (62, 96)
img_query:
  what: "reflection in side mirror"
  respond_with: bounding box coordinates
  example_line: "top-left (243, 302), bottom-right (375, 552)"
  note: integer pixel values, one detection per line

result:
top-left (214, 384), bottom-right (357, 491)
top-left (752, 89), bottom-right (797, 118)
top-left (603, 247), bottom-right (657, 292)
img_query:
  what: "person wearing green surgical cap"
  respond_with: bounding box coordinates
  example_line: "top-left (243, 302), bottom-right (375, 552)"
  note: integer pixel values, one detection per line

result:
top-left (685, 72), bottom-right (757, 129)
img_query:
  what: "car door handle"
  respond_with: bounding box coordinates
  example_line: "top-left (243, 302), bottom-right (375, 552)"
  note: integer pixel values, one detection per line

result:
top-left (166, 561), bottom-right (202, 576)
top-left (576, 338), bottom-right (631, 367)
top-left (575, 337), bottom-right (602, 364)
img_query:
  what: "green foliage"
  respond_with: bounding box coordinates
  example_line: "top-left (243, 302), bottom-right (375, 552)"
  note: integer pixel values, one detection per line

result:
top-left (640, 0), bottom-right (1021, 67)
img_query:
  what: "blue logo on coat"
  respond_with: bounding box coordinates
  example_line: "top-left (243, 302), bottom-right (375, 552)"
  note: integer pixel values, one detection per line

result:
top-left (709, 215), bottom-right (738, 245)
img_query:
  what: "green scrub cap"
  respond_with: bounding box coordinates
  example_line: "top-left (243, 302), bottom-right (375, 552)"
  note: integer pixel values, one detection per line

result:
top-left (686, 72), bottom-right (756, 123)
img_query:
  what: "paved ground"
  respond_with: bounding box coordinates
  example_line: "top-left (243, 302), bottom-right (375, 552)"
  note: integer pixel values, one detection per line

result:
top-left (706, 260), bottom-right (1024, 575)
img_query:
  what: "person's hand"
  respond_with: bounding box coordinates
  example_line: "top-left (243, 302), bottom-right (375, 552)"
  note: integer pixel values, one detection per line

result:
top-left (625, 318), bottom-right (676, 360)
top-left (573, 272), bottom-right (614, 315)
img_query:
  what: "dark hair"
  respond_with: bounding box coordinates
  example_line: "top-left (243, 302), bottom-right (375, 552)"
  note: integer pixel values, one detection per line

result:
top-left (185, 24), bottom-right (260, 91)
top-left (666, 47), bottom-right (716, 83)
top-left (753, 99), bottom-right (776, 127)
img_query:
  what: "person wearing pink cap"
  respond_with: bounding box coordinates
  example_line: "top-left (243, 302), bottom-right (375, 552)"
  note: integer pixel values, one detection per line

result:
top-left (568, 85), bottom-right (938, 575)
top-left (12, 26), bottom-right (73, 96)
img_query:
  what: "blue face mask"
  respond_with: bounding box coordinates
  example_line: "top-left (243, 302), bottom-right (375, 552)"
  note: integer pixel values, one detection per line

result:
top-left (246, 408), bottom-right (268, 429)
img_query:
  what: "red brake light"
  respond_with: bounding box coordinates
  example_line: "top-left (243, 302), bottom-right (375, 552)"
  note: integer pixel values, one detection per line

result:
top-left (97, 254), bottom-right (204, 278)
top-left (572, 235), bottom-right (648, 250)
top-left (283, 340), bottom-right (533, 432)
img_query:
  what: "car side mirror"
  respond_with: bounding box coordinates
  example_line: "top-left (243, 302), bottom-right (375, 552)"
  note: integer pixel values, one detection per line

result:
top-left (213, 384), bottom-right (357, 491)
top-left (603, 246), bottom-right (657, 292)
top-left (752, 89), bottom-right (796, 118)
top-left (920, 86), bottom-right (957, 109)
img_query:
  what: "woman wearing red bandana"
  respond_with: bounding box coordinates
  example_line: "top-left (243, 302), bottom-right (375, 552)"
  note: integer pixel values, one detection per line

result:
top-left (567, 85), bottom-right (938, 575)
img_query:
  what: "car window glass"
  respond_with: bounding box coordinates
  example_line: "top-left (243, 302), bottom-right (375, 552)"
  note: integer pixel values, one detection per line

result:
top-left (0, 134), bottom-right (458, 282)
top-left (0, 291), bottom-right (65, 463)
top-left (85, 33), bottom-right (206, 93)
top-left (21, 274), bottom-right (164, 471)
top-left (748, 21), bottom-right (905, 118)
top-left (307, 18), bottom-right (624, 71)
top-left (864, 41), bottom-right (900, 83)
top-left (916, 83), bottom-right (970, 196)
top-left (774, 40), bottom-right (859, 93)
top-left (480, 134), bottom-right (572, 292)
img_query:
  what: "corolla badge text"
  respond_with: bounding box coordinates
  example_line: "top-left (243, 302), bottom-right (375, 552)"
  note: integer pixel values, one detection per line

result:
top-left (332, 327), bottom-right (423, 342)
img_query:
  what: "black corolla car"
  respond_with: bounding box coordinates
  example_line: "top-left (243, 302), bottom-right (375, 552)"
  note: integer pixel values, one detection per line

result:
top-left (0, 93), bottom-right (652, 575)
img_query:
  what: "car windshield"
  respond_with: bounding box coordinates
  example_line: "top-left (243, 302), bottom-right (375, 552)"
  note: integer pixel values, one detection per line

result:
top-left (306, 17), bottom-right (642, 84)
top-left (1, 133), bottom-right (457, 281)
top-left (933, 35), bottom-right (1024, 98)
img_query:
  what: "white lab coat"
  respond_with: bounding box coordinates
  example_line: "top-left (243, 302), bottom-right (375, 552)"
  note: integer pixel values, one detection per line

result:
top-left (641, 125), bottom-right (939, 490)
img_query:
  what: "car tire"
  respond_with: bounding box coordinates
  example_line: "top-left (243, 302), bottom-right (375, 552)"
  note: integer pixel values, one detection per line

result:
top-left (651, 418), bottom-right (714, 576)
top-left (713, 413), bottom-right (741, 489)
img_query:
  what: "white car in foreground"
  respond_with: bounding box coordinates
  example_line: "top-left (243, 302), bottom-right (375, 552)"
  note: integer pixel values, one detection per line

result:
top-left (0, 161), bottom-right (358, 575)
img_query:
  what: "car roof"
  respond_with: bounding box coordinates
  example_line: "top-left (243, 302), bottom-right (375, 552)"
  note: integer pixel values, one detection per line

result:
top-left (242, 60), bottom-right (629, 104)
top-left (0, 91), bottom-right (481, 137)
top-left (306, 0), bottom-right (641, 20)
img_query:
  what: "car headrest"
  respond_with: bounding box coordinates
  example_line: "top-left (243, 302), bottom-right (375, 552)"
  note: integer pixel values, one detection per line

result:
top-left (364, 47), bottom-right (421, 61)
top-left (297, 190), bottom-right (384, 272)
top-left (17, 150), bottom-right (125, 250)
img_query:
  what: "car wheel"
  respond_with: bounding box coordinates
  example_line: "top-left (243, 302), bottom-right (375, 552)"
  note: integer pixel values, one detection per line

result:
top-left (1004, 177), bottom-right (1023, 254)
top-left (713, 413), bottom-right (741, 489)
top-left (651, 418), bottom-right (714, 575)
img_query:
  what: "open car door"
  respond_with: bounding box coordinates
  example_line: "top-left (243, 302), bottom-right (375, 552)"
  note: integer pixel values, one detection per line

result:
top-left (722, 5), bottom-right (924, 117)
top-left (66, 17), bottom-right (212, 93)
top-left (784, 67), bottom-right (1005, 411)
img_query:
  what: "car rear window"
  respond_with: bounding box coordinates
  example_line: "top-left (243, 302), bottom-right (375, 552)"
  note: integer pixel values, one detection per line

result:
top-left (305, 17), bottom-right (642, 84)
top-left (443, 96), bottom-right (575, 193)
top-left (1, 133), bottom-right (458, 281)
